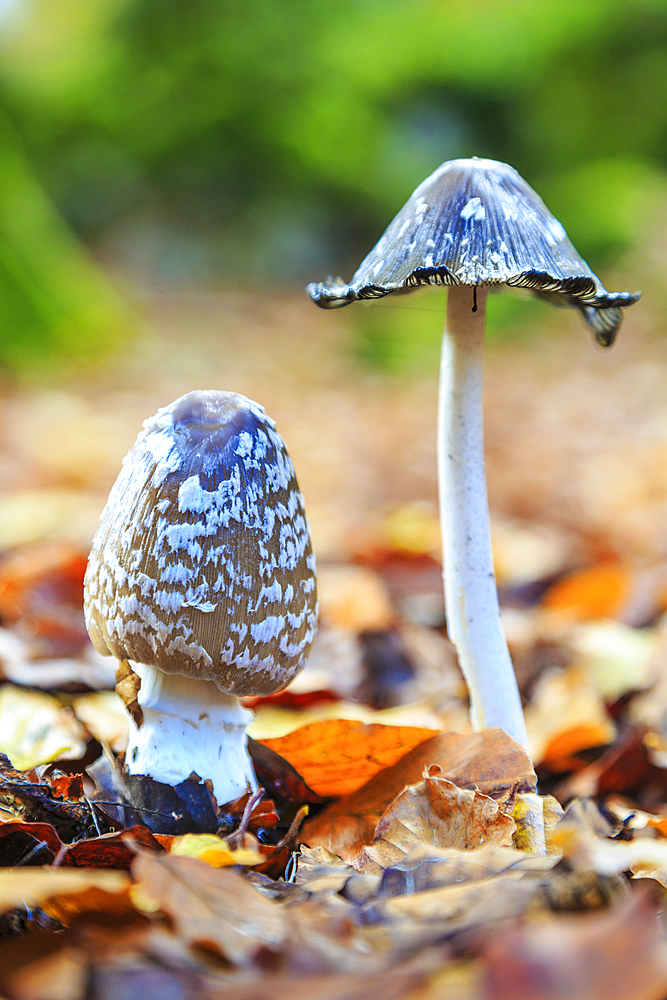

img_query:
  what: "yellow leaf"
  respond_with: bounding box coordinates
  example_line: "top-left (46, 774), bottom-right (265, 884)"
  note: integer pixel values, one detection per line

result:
top-left (170, 833), bottom-right (262, 867)
top-left (0, 685), bottom-right (86, 769)
top-left (0, 868), bottom-right (131, 925)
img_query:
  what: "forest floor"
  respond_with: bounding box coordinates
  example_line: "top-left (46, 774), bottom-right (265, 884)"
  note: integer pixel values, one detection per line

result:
top-left (1, 289), bottom-right (667, 998)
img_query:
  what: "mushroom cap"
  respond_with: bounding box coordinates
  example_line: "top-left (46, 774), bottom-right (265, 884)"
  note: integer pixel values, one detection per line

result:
top-left (84, 390), bottom-right (318, 696)
top-left (307, 157), bottom-right (640, 346)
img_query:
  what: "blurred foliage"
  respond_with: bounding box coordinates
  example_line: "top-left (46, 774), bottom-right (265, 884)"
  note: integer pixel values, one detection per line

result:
top-left (0, 0), bottom-right (666, 369)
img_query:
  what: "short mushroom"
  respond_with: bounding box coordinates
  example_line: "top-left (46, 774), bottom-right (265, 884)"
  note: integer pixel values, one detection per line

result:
top-left (84, 389), bottom-right (318, 805)
top-left (308, 156), bottom-right (639, 748)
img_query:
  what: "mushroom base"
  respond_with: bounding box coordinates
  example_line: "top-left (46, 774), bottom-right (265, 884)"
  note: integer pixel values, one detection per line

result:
top-left (124, 663), bottom-right (257, 806)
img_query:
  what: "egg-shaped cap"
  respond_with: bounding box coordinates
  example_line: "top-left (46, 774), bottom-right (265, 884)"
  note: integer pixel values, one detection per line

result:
top-left (307, 157), bottom-right (640, 346)
top-left (84, 390), bottom-right (318, 696)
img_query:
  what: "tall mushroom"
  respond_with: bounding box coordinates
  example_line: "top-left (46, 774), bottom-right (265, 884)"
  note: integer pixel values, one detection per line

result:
top-left (308, 156), bottom-right (639, 748)
top-left (84, 389), bottom-right (318, 805)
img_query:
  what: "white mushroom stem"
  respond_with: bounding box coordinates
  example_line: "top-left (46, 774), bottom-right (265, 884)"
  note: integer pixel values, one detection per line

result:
top-left (438, 285), bottom-right (528, 747)
top-left (125, 663), bottom-right (257, 805)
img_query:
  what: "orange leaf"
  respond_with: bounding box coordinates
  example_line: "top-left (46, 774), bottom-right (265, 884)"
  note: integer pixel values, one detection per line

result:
top-left (541, 562), bottom-right (630, 620)
top-left (302, 730), bottom-right (535, 867)
top-left (541, 723), bottom-right (614, 770)
top-left (258, 719), bottom-right (439, 797)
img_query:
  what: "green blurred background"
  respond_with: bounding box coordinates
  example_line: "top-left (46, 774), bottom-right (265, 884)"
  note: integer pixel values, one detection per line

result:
top-left (0, 0), bottom-right (665, 373)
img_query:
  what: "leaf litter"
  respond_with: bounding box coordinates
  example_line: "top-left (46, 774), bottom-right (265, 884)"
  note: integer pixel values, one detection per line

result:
top-left (4, 294), bottom-right (667, 996)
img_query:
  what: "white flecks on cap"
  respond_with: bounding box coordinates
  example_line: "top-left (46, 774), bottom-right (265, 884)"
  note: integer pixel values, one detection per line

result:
top-left (84, 390), bottom-right (318, 696)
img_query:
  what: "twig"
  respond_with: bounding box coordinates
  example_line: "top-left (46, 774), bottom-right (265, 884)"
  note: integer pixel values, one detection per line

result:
top-left (226, 787), bottom-right (264, 848)
top-left (15, 840), bottom-right (49, 867)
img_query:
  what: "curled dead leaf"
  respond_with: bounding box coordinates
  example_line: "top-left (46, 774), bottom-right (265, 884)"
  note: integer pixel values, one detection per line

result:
top-left (359, 767), bottom-right (516, 874)
top-left (115, 659), bottom-right (143, 728)
top-left (302, 730), bottom-right (534, 866)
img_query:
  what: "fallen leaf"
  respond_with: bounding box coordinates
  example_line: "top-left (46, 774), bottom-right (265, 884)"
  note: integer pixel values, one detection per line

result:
top-left (317, 563), bottom-right (394, 631)
top-left (49, 773), bottom-right (84, 800)
top-left (247, 739), bottom-right (324, 806)
top-left (302, 730), bottom-right (535, 864)
top-left (115, 658), bottom-right (142, 727)
top-left (511, 792), bottom-right (559, 855)
top-left (0, 755), bottom-right (97, 839)
top-left (243, 688), bottom-right (341, 711)
top-left (0, 867), bottom-right (130, 921)
top-left (295, 844), bottom-right (357, 893)
top-left (253, 804), bottom-right (310, 879)
top-left (376, 842), bottom-right (558, 896)
top-left (169, 833), bottom-right (262, 867)
top-left (0, 820), bottom-right (163, 869)
top-left (131, 849), bottom-right (287, 963)
top-left (359, 767), bottom-right (516, 873)
top-left (71, 691), bottom-right (129, 752)
top-left (541, 562), bottom-right (631, 621)
top-left (3, 945), bottom-right (86, 1000)
top-left (222, 791), bottom-right (279, 836)
top-left (122, 769), bottom-right (220, 834)
top-left (557, 823), bottom-right (667, 889)
top-left (248, 696), bottom-right (446, 741)
top-left (556, 727), bottom-right (667, 802)
top-left (373, 873), bottom-right (543, 930)
top-left (604, 797), bottom-right (667, 838)
top-left (492, 518), bottom-right (571, 588)
top-left (0, 540), bottom-right (89, 657)
top-left (0, 686), bottom-right (86, 769)
top-left (483, 888), bottom-right (667, 1000)
top-left (258, 719), bottom-right (440, 797)
top-left (63, 826), bottom-right (164, 869)
top-left (525, 666), bottom-right (615, 766)
top-left (0, 819), bottom-right (61, 866)
top-left (570, 620), bottom-right (656, 700)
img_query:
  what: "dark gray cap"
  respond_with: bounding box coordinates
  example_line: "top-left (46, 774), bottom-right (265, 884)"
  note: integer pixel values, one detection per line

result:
top-left (307, 157), bottom-right (640, 346)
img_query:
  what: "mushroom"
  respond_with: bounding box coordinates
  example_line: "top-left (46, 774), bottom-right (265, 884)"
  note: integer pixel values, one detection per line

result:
top-left (308, 156), bottom-right (639, 748)
top-left (83, 389), bottom-right (318, 805)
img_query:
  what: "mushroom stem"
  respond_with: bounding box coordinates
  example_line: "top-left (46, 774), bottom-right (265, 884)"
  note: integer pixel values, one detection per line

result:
top-left (438, 285), bottom-right (528, 747)
top-left (125, 663), bottom-right (257, 805)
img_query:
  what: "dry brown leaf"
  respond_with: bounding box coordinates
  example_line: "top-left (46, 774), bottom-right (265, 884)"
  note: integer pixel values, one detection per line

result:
top-left (0, 868), bottom-right (132, 925)
top-left (375, 872), bottom-right (543, 928)
top-left (295, 844), bottom-right (357, 893)
top-left (286, 893), bottom-right (383, 973)
top-left (258, 719), bottom-right (440, 797)
top-left (302, 730), bottom-right (534, 865)
top-left (483, 888), bottom-right (667, 1000)
top-left (131, 849), bottom-right (286, 964)
top-left (115, 658), bottom-right (143, 728)
top-left (359, 767), bottom-right (516, 873)
top-left (205, 962), bottom-right (439, 1000)
top-left (375, 842), bottom-right (558, 898)
top-left (0, 540), bottom-right (89, 656)
top-left (71, 691), bottom-right (130, 752)
top-left (3, 946), bottom-right (86, 1000)
top-left (317, 564), bottom-right (394, 631)
top-left (525, 666), bottom-right (615, 766)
